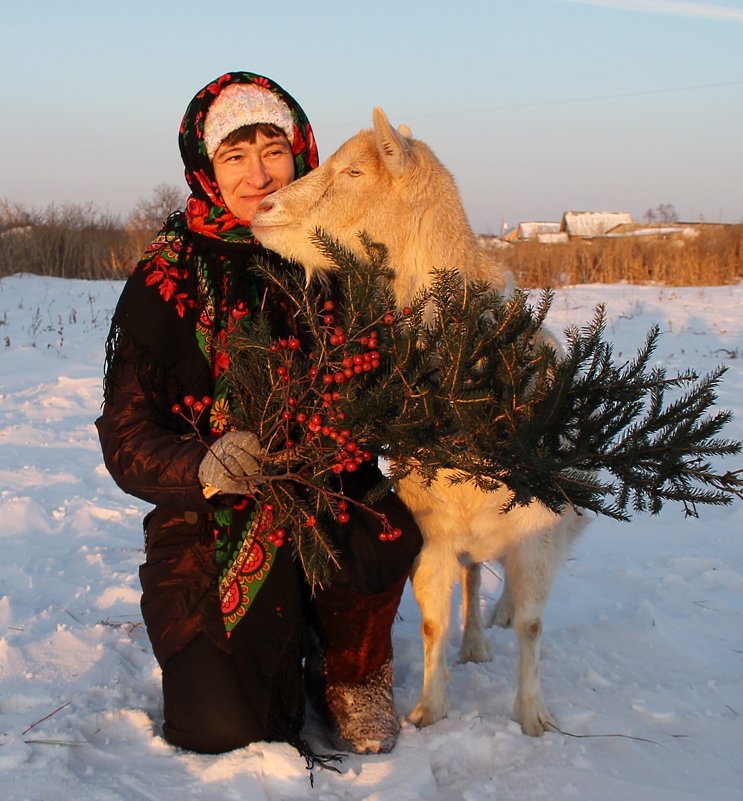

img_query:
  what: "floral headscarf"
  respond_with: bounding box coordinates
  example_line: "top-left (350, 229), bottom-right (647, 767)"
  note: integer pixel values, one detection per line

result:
top-left (179, 71), bottom-right (318, 243)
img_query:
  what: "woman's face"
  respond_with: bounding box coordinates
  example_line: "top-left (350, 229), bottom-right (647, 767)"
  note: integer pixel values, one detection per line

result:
top-left (212, 131), bottom-right (296, 222)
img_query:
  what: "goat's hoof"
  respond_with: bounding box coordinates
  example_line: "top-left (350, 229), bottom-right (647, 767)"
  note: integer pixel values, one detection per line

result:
top-left (520, 718), bottom-right (550, 737)
top-left (458, 640), bottom-right (490, 663)
top-left (515, 701), bottom-right (554, 737)
top-left (408, 700), bottom-right (447, 728)
top-left (488, 599), bottom-right (513, 629)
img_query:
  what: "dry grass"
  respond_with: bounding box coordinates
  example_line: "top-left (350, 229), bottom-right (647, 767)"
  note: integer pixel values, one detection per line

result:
top-left (492, 225), bottom-right (743, 288)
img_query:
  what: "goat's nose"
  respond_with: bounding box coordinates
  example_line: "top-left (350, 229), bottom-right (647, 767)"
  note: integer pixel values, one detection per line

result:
top-left (256, 197), bottom-right (274, 213)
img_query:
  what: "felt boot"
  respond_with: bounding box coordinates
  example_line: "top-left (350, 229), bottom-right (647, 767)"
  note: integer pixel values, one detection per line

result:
top-left (307, 572), bottom-right (407, 754)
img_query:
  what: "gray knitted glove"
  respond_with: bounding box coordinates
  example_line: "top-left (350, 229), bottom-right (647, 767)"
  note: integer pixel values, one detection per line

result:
top-left (198, 430), bottom-right (264, 498)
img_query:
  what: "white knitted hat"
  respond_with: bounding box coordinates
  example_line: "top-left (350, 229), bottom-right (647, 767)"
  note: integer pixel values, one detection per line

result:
top-left (203, 83), bottom-right (295, 159)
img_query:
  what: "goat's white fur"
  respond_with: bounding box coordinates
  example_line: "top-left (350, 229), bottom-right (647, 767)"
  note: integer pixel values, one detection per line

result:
top-left (252, 107), bottom-right (587, 736)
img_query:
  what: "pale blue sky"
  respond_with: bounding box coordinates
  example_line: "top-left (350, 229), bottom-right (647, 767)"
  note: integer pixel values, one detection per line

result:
top-left (2, 0), bottom-right (742, 233)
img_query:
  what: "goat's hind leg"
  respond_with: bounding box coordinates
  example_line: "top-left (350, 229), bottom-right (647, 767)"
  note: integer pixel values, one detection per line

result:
top-left (459, 563), bottom-right (490, 663)
top-left (487, 566), bottom-right (514, 629)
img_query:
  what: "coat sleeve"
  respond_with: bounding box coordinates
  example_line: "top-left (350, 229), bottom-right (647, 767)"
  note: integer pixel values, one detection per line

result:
top-left (95, 340), bottom-right (217, 512)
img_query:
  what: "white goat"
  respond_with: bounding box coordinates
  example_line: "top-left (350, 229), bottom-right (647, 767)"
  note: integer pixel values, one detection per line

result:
top-left (252, 108), bottom-right (587, 736)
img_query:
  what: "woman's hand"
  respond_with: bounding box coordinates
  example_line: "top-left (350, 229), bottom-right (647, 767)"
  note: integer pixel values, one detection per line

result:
top-left (198, 430), bottom-right (264, 497)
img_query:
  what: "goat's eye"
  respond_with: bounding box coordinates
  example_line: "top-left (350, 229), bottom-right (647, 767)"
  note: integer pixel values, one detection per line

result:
top-left (343, 167), bottom-right (362, 178)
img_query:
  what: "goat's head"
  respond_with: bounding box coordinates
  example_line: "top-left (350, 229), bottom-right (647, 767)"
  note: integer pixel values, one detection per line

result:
top-left (251, 107), bottom-right (455, 277)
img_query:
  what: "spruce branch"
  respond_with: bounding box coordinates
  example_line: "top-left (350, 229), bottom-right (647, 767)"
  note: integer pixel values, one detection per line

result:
top-left (219, 235), bottom-right (741, 584)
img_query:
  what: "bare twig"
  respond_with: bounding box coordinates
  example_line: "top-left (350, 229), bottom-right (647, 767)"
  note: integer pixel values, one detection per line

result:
top-left (21, 701), bottom-right (72, 736)
top-left (24, 738), bottom-right (87, 747)
top-left (544, 721), bottom-right (666, 747)
top-left (480, 562), bottom-right (504, 583)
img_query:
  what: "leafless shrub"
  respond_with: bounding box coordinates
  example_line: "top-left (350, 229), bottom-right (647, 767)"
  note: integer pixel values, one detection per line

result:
top-left (0, 184), bottom-right (186, 279)
top-left (124, 182), bottom-right (187, 262)
top-left (643, 203), bottom-right (679, 224)
top-left (0, 200), bottom-right (130, 279)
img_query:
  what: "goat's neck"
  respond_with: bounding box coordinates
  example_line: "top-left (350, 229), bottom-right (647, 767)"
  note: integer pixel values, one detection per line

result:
top-left (388, 207), bottom-right (486, 303)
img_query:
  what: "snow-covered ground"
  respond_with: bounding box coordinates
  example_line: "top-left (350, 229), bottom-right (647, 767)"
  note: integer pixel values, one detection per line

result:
top-left (1, 274), bottom-right (741, 801)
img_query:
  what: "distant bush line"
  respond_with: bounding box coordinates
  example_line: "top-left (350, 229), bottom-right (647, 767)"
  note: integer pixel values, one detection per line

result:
top-left (2, 194), bottom-right (742, 286)
top-left (0, 186), bottom-right (185, 281)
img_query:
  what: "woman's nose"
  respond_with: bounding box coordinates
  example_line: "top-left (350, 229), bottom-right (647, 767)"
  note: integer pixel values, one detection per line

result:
top-left (244, 157), bottom-right (271, 187)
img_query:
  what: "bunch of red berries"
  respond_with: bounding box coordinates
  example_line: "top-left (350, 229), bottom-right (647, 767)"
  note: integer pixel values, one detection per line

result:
top-left (253, 298), bottom-right (406, 538)
top-left (266, 527), bottom-right (289, 547)
top-left (217, 269), bottom-right (415, 586)
top-left (172, 394), bottom-right (213, 424)
top-left (261, 298), bottom-right (393, 474)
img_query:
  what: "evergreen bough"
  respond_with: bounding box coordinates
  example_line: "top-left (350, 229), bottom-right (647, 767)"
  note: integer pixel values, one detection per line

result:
top-left (225, 234), bottom-right (742, 586)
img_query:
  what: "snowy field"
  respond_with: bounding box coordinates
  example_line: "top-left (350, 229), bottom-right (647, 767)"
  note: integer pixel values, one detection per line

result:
top-left (1, 273), bottom-right (742, 801)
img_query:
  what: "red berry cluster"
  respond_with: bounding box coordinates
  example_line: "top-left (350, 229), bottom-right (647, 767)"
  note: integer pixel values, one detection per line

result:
top-left (266, 527), bottom-right (288, 547)
top-left (172, 394), bottom-right (213, 424)
top-left (232, 295), bottom-right (407, 551)
top-left (263, 299), bottom-right (388, 477)
top-left (335, 498), bottom-right (350, 525)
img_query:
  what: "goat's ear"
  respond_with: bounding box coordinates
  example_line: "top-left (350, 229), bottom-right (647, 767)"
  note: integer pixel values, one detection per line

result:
top-left (373, 107), bottom-right (410, 178)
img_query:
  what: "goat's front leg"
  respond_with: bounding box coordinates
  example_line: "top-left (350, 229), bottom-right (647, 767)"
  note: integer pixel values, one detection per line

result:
top-left (408, 548), bottom-right (459, 727)
top-left (512, 612), bottom-right (553, 736)
top-left (501, 543), bottom-right (557, 736)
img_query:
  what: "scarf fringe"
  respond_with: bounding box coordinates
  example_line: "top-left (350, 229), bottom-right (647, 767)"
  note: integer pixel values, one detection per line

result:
top-left (291, 736), bottom-right (344, 787)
